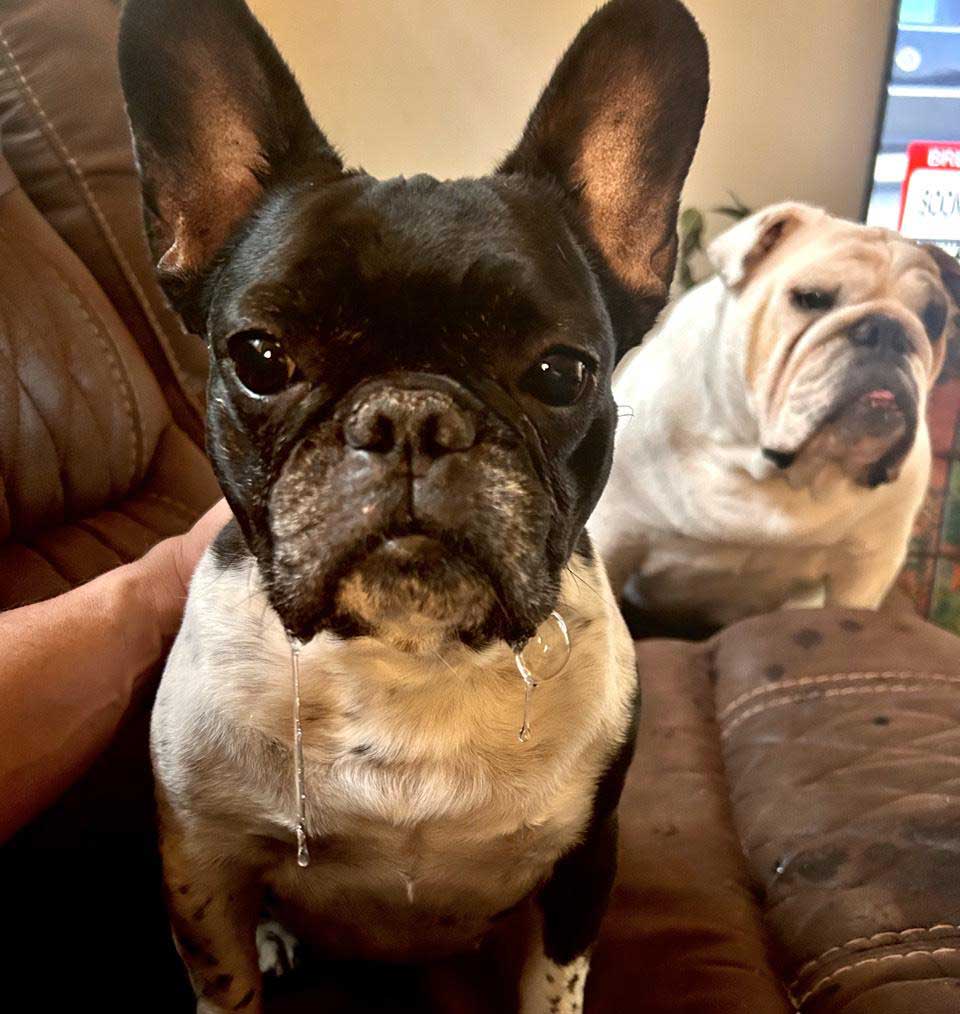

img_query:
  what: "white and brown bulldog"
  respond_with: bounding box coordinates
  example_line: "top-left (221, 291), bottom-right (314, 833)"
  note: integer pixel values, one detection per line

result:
top-left (590, 202), bottom-right (960, 633)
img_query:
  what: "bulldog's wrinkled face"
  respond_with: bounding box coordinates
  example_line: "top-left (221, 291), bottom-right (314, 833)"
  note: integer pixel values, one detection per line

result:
top-left (118, 0), bottom-right (709, 650)
top-left (712, 204), bottom-right (960, 487)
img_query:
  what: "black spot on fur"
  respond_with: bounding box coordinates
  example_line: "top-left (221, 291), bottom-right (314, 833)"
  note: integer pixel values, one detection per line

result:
top-left (233, 990), bottom-right (256, 1010)
top-left (202, 974), bottom-right (234, 998)
top-left (873, 715), bottom-right (890, 727)
top-left (839, 618), bottom-right (863, 633)
top-left (193, 896), bottom-right (214, 921)
top-left (176, 932), bottom-right (219, 968)
top-left (567, 972), bottom-right (580, 993)
top-left (764, 664), bottom-right (786, 682)
top-left (210, 518), bottom-right (251, 570)
top-left (793, 628), bottom-right (823, 650)
top-left (178, 884), bottom-right (191, 895)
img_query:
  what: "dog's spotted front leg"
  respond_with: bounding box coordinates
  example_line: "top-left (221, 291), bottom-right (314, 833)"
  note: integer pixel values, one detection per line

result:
top-left (159, 814), bottom-right (265, 1014)
top-left (520, 949), bottom-right (590, 1014)
top-left (518, 815), bottom-right (618, 1014)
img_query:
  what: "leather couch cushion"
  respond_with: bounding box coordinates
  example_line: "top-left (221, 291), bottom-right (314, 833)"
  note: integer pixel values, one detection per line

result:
top-left (0, 0), bottom-right (208, 445)
top-left (0, 423), bottom-right (219, 609)
top-left (588, 639), bottom-right (792, 1013)
top-left (0, 157), bottom-right (220, 607)
top-left (713, 608), bottom-right (960, 1012)
top-left (0, 157), bottom-right (169, 541)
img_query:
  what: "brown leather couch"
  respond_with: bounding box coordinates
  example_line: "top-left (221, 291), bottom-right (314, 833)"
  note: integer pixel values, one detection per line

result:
top-left (2, 2), bottom-right (959, 1011)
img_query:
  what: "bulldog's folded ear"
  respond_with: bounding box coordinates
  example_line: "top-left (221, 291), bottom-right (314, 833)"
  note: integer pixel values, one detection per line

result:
top-left (924, 243), bottom-right (960, 378)
top-left (119, 0), bottom-right (344, 327)
top-left (709, 202), bottom-right (824, 289)
top-left (499, 0), bottom-right (709, 360)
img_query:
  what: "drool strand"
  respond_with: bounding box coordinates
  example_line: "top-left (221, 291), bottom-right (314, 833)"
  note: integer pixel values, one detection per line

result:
top-left (288, 636), bottom-right (310, 868)
top-left (513, 611), bottom-right (571, 743)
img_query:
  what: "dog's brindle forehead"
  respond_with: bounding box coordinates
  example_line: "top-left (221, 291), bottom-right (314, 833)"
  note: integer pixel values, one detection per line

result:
top-left (209, 172), bottom-right (613, 379)
top-left (202, 171), bottom-right (620, 541)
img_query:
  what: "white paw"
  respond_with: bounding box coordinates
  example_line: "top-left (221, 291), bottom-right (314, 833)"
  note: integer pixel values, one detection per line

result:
top-left (255, 920), bottom-right (300, 977)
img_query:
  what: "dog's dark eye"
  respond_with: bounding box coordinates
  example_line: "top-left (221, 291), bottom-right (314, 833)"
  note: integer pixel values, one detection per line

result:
top-left (521, 349), bottom-right (590, 406)
top-left (790, 288), bottom-right (837, 313)
top-left (922, 298), bottom-right (947, 341)
top-left (228, 331), bottom-right (298, 396)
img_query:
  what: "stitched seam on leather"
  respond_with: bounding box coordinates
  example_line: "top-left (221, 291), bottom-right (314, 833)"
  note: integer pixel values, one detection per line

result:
top-left (59, 285), bottom-right (139, 491)
top-left (0, 186), bottom-right (142, 494)
top-left (0, 27), bottom-right (202, 414)
top-left (0, 324), bottom-right (67, 521)
top-left (1, 544), bottom-right (71, 607)
top-left (792, 924), bottom-right (960, 986)
top-left (0, 220), bottom-right (142, 493)
top-left (74, 519), bottom-right (135, 564)
top-left (139, 491), bottom-right (202, 524)
top-left (790, 945), bottom-right (960, 1009)
top-left (21, 538), bottom-right (76, 585)
top-left (721, 680), bottom-right (960, 738)
top-left (720, 670), bottom-right (960, 721)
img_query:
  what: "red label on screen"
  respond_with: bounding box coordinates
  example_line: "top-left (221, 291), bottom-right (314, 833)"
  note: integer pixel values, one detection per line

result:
top-left (899, 141), bottom-right (960, 241)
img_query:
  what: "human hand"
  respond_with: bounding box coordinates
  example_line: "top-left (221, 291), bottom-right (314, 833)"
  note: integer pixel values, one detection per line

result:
top-left (134, 499), bottom-right (235, 638)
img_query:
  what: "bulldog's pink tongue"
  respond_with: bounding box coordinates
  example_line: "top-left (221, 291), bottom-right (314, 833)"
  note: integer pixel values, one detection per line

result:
top-left (864, 389), bottom-right (896, 409)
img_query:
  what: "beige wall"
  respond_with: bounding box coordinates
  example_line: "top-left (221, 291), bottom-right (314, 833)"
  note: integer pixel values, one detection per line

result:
top-left (249, 0), bottom-right (896, 223)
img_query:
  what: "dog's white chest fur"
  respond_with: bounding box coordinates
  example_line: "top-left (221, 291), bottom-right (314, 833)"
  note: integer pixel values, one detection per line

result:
top-left (152, 549), bottom-right (635, 959)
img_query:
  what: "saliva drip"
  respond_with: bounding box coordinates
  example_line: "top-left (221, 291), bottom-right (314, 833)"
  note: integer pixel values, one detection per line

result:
top-left (513, 611), bottom-right (571, 743)
top-left (288, 635), bottom-right (310, 868)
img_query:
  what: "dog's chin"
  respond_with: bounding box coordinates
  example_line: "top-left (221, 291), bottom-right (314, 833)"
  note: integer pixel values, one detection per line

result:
top-left (769, 369), bottom-right (919, 489)
top-left (267, 532), bottom-right (520, 653)
top-left (332, 537), bottom-right (499, 654)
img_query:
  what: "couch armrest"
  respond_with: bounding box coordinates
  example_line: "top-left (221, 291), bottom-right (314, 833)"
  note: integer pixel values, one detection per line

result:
top-left (713, 609), bottom-right (960, 1012)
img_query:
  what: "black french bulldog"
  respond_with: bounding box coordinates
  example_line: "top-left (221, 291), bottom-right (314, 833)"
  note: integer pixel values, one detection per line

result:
top-left (118, 1), bottom-right (707, 1011)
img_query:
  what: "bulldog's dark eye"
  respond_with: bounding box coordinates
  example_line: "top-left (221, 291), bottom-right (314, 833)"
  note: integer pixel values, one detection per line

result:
top-left (790, 288), bottom-right (837, 313)
top-left (922, 298), bottom-right (947, 341)
top-left (521, 349), bottom-right (590, 406)
top-left (228, 331), bottom-right (298, 396)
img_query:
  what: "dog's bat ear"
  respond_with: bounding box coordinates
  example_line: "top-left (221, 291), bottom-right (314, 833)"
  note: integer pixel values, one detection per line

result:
top-left (708, 202), bottom-right (823, 289)
top-left (923, 243), bottom-right (960, 378)
top-left (118, 0), bottom-right (343, 329)
top-left (498, 0), bottom-right (708, 361)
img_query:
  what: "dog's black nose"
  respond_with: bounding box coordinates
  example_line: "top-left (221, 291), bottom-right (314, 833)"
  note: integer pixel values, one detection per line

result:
top-left (849, 314), bottom-right (909, 356)
top-left (344, 384), bottom-right (477, 463)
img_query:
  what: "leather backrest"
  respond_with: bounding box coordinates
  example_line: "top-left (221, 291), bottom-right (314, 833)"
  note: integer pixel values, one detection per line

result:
top-left (0, 0), bottom-right (207, 446)
top-left (0, 149), bottom-right (169, 540)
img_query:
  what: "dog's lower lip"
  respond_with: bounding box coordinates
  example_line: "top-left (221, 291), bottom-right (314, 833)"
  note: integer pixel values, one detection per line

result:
top-left (380, 535), bottom-right (446, 561)
top-left (858, 388), bottom-right (901, 414)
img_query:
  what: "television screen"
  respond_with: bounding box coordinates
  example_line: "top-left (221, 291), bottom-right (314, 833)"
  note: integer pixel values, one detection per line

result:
top-left (865, 0), bottom-right (960, 255)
